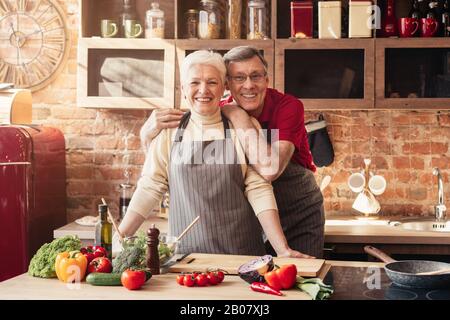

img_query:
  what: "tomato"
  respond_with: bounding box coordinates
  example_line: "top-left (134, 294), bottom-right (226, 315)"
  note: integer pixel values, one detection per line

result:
top-left (216, 271), bottom-right (225, 283)
top-left (183, 274), bottom-right (196, 287)
top-left (207, 272), bottom-right (219, 285)
top-left (195, 273), bottom-right (209, 287)
top-left (121, 269), bottom-right (146, 290)
top-left (87, 257), bottom-right (112, 274)
top-left (176, 274), bottom-right (185, 286)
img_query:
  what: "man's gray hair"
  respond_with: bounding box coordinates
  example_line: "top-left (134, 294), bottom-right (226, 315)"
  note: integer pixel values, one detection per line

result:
top-left (223, 46), bottom-right (268, 71)
top-left (181, 50), bottom-right (226, 85)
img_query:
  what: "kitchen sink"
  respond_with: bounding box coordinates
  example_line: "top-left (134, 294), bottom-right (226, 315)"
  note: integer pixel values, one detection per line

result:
top-left (389, 218), bottom-right (450, 232)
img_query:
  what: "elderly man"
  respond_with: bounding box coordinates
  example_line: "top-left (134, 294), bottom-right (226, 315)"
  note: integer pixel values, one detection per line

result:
top-left (141, 46), bottom-right (324, 258)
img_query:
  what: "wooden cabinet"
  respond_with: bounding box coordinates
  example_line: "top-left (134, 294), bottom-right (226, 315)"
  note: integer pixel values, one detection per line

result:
top-left (77, 0), bottom-right (450, 110)
top-left (375, 38), bottom-right (450, 109)
top-left (77, 38), bottom-right (175, 109)
top-left (174, 39), bottom-right (274, 108)
top-left (275, 39), bottom-right (375, 109)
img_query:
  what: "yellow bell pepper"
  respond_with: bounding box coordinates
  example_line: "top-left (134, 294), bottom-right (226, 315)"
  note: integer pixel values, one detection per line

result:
top-left (55, 250), bottom-right (88, 283)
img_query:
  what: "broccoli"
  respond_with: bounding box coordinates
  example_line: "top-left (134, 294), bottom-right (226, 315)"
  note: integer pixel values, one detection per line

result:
top-left (112, 231), bottom-right (147, 273)
top-left (28, 235), bottom-right (82, 278)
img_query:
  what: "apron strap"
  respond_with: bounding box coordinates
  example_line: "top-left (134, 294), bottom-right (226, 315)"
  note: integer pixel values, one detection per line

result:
top-left (174, 111), bottom-right (192, 142)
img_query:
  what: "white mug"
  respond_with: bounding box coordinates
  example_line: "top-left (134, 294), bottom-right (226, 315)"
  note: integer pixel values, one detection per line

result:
top-left (352, 190), bottom-right (381, 214)
top-left (348, 172), bottom-right (366, 193)
top-left (369, 175), bottom-right (387, 196)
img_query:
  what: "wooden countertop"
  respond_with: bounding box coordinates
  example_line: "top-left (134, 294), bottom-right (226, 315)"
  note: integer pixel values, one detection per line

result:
top-left (0, 260), bottom-right (383, 300)
top-left (55, 216), bottom-right (450, 245)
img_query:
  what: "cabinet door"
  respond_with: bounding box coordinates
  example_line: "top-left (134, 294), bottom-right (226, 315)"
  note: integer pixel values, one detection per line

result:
top-left (174, 39), bottom-right (274, 109)
top-left (275, 39), bottom-right (375, 109)
top-left (376, 39), bottom-right (450, 109)
top-left (77, 38), bottom-right (175, 109)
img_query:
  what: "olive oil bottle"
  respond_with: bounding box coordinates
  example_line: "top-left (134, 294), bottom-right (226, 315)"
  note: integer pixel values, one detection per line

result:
top-left (95, 204), bottom-right (112, 259)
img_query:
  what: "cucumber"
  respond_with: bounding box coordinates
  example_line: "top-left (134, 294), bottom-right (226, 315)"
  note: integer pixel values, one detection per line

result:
top-left (86, 272), bottom-right (122, 286)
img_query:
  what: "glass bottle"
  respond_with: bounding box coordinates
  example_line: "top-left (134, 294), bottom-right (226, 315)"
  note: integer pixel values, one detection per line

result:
top-left (381, 0), bottom-right (398, 37)
top-left (227, 0), bottom-right (242, 39)
top-left (120, 0), bottom-right (138, 37)
top-left (119, 183), bottom-right (134, 221)
top-left (247, 0), bottom-right (267, 39)
top-left (409, 0), bottom-right (423, 18)
top-left (185, 9), bottom-right (198, 38)
top-left (198, 0), bottom-right (221, 39)
top-left (95, 204), bottom-right (112, 259)
top-left (443, 0), bottom-right (450, 36)
top-left (145, 2), bottom-right (165, 39)
top-left (426, 1), bottom-right (440, 19)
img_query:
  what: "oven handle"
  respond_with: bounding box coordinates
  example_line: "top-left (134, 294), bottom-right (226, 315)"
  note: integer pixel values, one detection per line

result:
top-left (0, 162), bottom-right (32, 166)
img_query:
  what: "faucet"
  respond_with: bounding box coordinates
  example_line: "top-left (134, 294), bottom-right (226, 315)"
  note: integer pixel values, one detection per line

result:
top-left (433, 168), bottom-right (447, 221)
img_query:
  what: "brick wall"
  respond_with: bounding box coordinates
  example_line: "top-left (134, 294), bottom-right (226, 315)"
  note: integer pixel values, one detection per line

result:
top-left (32, 1), bottom-right (449, 222)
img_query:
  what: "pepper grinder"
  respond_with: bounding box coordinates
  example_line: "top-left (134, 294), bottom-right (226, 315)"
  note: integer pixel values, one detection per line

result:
top-left (147, 224), bottom-right (160, 275)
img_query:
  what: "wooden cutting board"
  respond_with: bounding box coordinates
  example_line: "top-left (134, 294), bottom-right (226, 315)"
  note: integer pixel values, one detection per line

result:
top-left (168, 253), bottom-right (326, 278)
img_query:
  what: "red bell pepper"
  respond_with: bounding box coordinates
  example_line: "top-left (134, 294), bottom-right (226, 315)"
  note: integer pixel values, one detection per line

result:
top-left (80, 246), bottom-right (107, 264)
top-left (250, 282), bottom-right (283, 296)
top-left (87, 257), bottom-right (112, 274)
top-left (263, 264), bottom-right (297, 291)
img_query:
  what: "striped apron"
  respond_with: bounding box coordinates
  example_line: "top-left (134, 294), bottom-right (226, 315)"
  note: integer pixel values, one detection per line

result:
top-left (168, 111), bottom-right (266, 256)
top-left (262, 125), bottom-right (325, 258)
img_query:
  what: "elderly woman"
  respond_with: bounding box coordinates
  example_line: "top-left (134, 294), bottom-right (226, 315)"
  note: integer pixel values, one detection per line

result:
top-left (118, 50), bottom-right (302, 257)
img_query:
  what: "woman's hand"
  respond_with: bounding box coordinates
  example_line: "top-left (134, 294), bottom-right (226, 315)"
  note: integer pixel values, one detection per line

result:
top-left (277, 248), bottom-right (315, 259)
top-left (140, 109), bottom-right (185, 152)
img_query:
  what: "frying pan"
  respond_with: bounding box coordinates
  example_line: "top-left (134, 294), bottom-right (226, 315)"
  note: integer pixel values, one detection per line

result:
top-left (364, 246), bottom-right (450, 289)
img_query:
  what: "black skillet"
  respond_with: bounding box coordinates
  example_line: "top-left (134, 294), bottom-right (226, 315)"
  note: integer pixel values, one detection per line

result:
top-left (364, 245), bottom-right (450, 289)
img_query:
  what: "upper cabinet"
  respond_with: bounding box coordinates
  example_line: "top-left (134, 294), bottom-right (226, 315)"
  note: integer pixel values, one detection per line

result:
top-left (76, 0), bottom-right (450, 110)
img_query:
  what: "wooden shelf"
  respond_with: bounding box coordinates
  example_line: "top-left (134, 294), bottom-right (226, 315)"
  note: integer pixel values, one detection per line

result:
top-left (76, 0), bottom-right (450, 110)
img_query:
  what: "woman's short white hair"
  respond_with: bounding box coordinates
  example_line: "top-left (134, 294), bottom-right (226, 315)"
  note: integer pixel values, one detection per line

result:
top-left (181, 50), bottom-right (226, 85)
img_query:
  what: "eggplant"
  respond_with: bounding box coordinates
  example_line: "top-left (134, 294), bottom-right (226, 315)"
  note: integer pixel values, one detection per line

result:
top-left (237, 255), bottom-right (274, 284)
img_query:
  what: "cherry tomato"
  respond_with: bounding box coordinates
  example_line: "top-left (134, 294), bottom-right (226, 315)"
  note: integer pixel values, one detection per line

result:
top-left (183, 274), bottom-right (196, 287)
top-left (121, 269), bottom-right (146, 290)
top-left (216, 271), bottom-right (225, 283)
top-left (176, 274), bottom-right (185, 286)
top-left (195, 273), bottom-right (209, 287)
top-left (207, 272), bottom-right (219, 285)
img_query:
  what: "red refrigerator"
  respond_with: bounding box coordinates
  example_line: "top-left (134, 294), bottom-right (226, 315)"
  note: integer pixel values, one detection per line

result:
top-left (0, 125), bottom-right (66, 281)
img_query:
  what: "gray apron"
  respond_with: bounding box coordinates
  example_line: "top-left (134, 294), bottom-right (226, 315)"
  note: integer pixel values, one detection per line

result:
top-left (262, 125), bottom-right (325, 258)
top-left (168, 111), bottom-right (266, 256)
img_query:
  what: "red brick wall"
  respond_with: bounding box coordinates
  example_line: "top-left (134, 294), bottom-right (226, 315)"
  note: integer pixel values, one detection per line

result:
top-left (32, 1), bottom-right (449, 222)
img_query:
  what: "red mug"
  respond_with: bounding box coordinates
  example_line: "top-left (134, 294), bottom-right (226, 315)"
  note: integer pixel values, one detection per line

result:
top-left (398, 18), bottom-right (419, 37)
top-left (420, 18), bottom-right (439, 37)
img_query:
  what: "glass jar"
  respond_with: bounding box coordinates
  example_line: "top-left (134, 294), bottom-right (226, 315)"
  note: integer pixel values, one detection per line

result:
top-left (198, 0), bottom-right (221, 39)
top-left (145, 2), bottom-right (165, 39)
top-left (185, 9), bottom-right (198, 38)
top-left (226, 0), bottom-right (242, 39)
top-left (247, 0), bottom-right (268, 40)
top-left (119, 183), bottom-right (134, 221)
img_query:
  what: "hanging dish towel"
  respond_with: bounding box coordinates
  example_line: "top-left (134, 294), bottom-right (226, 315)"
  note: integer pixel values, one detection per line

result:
top-left (305, 114), bottom-right (334, 167)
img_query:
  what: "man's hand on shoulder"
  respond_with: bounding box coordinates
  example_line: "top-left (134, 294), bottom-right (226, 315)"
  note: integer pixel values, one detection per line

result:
top-left (221, 103), bottom-right (250, 122)
top-left (140, 109), bottom-right (185, 152)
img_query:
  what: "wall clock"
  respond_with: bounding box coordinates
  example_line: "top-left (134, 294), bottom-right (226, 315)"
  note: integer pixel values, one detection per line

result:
top-left (0, 0), bottom-right (70, 91)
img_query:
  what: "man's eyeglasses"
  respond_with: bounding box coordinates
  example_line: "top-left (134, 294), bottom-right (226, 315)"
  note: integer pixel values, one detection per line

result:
top-left (227, 72), bottom-right (267, 84)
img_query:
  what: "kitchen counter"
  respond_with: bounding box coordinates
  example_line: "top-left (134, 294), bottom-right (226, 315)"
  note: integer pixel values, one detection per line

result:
top-left (0, 260), bottom-right (383, 300)
top-left (54, 216), bottom-right (450, 246)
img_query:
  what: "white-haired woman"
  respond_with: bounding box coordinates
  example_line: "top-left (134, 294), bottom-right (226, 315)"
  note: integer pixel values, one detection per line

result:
top-left (118, 50), bottom-right (303, 257)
